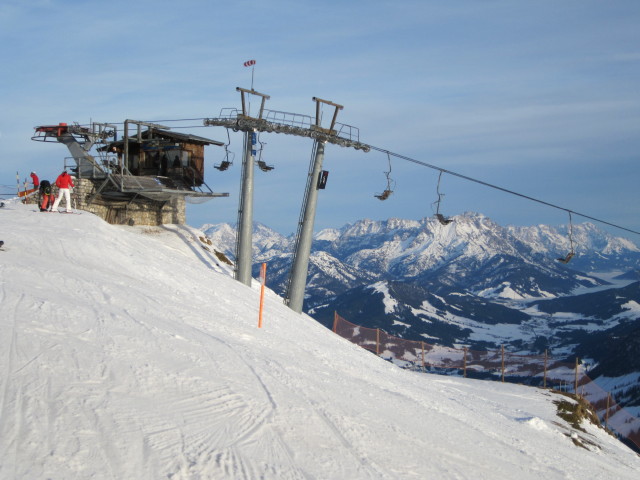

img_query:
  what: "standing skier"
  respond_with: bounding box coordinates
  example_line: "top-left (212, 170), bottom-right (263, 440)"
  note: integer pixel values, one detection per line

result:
top-left (51, 171), bottom-right (75, 213)
top-left (30, 171), bottom-right (40, 189)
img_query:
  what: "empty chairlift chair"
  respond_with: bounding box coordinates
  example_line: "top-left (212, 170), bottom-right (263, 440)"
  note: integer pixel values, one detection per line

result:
top-left (375, 153), bottom-right (394, 201)
top-left (433, 171), bottom-right (453, 225)
top-left (556, 212), bottom-right (576, 264)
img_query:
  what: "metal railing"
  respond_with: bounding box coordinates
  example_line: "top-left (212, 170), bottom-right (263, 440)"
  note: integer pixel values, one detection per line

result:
top-left (208, 107), bottom-right (363, 144)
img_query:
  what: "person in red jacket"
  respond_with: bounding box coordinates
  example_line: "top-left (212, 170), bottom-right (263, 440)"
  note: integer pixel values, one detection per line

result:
top-left (30, 171), bottom-right (39, 188)
top-left (51, 171), bottom-right (75, 213)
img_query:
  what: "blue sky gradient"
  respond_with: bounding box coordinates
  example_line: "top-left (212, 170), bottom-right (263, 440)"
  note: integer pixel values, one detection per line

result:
top-left (2, 0), bottom-right (639, 240)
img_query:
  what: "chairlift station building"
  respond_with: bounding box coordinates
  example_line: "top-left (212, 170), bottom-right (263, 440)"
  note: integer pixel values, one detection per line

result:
top-left (32, 120), bottom-right (229, 226)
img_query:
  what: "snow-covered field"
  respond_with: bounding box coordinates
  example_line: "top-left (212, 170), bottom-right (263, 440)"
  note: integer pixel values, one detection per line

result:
top-left (1, 200), bottom-right (639, 479)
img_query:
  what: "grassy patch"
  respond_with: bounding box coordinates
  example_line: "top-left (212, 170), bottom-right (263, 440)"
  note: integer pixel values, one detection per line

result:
top-left (554, 393), bottom-right (601, 432)
top-left (214, 250), bottom-right (233, 266)
top-left (553, 392), bottom-right (603, 449)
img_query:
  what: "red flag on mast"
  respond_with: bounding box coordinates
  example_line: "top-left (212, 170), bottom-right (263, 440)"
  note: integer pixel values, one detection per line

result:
top-left (244, 59), bottom-right (256, 67)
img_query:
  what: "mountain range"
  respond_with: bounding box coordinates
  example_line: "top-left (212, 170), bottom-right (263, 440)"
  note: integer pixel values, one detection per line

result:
top-left (202, 213), bottom-right (640, 413)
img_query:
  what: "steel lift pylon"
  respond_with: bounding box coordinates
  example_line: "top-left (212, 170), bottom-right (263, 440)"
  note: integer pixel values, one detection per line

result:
top-left (204, 90), bottom-right (369, 312)
top-left (285, 98), bottom-right (342, 313)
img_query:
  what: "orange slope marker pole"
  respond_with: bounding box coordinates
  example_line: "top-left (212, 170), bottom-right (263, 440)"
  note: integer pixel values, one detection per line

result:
top-left (258, 263), bottom-right (267, 328)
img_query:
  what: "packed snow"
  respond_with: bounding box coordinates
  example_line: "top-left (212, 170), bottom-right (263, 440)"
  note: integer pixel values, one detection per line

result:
top-left (1, 200), bottom-right (639, 479)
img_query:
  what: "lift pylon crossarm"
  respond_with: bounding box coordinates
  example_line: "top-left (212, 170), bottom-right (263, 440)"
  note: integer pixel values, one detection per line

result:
top-left (203, 115), bottom-right (370, 151)
top-left (236, 87), bottom-right (271, 119)
top-left (312, 97), bottom-right (344, 135)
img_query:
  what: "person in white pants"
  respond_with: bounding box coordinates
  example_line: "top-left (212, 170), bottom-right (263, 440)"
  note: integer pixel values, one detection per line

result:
top-left (51, 171), bottom-right (75, 212)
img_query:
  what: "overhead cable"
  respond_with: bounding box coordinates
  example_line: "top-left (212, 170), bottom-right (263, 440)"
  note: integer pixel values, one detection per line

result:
top-left (96, 117), bottom-right (638, 235)
top-left (365, 144), bottom-right (640, 236)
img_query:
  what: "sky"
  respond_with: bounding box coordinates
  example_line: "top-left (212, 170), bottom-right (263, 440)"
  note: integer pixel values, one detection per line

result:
top-left (1, 199), bottom-right (640, 479)
top-left (1, 0), bottom-right (639, 240)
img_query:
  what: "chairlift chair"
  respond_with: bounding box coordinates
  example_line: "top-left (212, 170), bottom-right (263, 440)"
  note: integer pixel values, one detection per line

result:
top-left (375, 153), bottom-right (394, 200)
top-left (215, 160), bottom-right (232, 171)
top-left (556, 212), bottom-right (575, 264)
top-left (256, 134), bottom-right (274, 172)
top-left (436, 213), bottom-right (453, 226)
top-left (557, 252), bottom-right (574, 264)
top-left (215, 130), bottom-right (234, 171)
top-left (257, 160), bottom-right (274, 172)
top-left (375, 190), bottom-right (392, 201)
top-left (433, 171), bottom-right (453, 225)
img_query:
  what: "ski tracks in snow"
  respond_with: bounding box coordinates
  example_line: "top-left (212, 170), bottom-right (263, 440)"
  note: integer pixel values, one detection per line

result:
top-left (127, 314), bottom-right (385, 479)
top-left (2, 226), bottom-right (389, 479)
top-left (0, 279), bottom-right (21, 479)
top-left (0, 285), bottom-right (71, 478)
top-left (154, 324), bottom-right (311, 480)
top-left (252, 357), bottom-right (392, 480)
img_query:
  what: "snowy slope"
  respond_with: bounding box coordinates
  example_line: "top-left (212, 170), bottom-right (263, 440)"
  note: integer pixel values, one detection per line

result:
top-left (1, 201), bottom-right (639, 479)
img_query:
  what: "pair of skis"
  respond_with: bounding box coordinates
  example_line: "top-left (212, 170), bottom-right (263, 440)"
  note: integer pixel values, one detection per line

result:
top-left (36, 210), bottom-right (82, 214)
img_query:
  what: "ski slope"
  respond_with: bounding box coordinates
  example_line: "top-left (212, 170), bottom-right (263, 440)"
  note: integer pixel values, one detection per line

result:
top-left (0, 200), bottom-right (639, 479)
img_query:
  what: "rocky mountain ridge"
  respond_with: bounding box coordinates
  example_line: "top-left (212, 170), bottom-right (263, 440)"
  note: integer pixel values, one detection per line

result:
top-left (202, 214), bottom-right (640, 397)
top-left (203, 213), bottom-right (640, 307)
